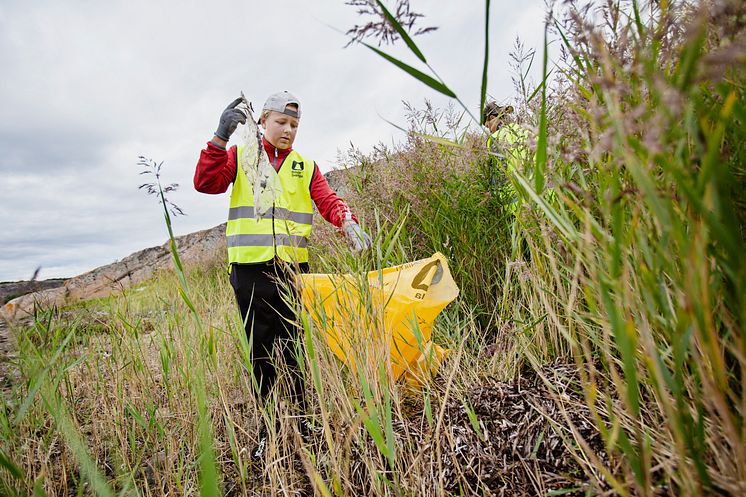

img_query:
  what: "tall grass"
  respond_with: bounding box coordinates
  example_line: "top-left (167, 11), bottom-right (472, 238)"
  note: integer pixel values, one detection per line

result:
top-left (341, 0), bottom-right (745, 494)
top-left (513, 2), bottom-right (745, 494)
top-left (0, 228), bottom-right (520, 495)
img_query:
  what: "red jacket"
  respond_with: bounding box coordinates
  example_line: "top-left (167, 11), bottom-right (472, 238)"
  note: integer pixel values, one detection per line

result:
top-left (194, 137), bottom-right (355, 227)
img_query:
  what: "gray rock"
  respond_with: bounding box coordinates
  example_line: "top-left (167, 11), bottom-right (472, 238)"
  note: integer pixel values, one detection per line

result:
top-left (0, 279), bottom-right (67, 305)
top-left (324, 167), bottom-right (357, 198)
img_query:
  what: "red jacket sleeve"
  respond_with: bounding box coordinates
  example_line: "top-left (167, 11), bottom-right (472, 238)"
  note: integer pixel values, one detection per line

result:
top-left (194, 142), bottom-right (237, 194)
top-left (310, 163), bottom-right (358, 228)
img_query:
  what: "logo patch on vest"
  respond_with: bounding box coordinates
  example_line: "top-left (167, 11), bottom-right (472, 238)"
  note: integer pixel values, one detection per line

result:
top-left (291, 161), bottom-right (304, 177)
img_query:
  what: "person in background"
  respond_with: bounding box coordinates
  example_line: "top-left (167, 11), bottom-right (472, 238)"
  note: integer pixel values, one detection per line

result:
top-left (483, 101), bottom-right (529, 212)
top-left (483, 101), bottom-right (517, 137)
top-left (194, 91), bottom-right (371, 458)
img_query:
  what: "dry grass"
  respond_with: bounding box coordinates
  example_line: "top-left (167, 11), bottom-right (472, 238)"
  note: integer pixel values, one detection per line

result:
top-left (1, 258), bottom-right (605, 496)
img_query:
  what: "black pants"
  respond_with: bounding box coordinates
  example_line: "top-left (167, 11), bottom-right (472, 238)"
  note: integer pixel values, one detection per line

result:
top-left (229, 261), bottom-right (309, 404)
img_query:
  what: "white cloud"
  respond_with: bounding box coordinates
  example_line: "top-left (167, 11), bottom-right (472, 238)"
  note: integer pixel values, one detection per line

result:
top-left (0, 0), bottom-right (547, 281)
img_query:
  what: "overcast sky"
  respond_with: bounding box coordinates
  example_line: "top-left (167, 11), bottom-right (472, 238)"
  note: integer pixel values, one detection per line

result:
top-left (0, 0), bottom-right (546, 281)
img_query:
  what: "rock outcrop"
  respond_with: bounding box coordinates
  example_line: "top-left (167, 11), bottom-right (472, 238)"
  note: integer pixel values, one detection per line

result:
top-left (0, 223), bottom-right (227, 322)
top-left (0, 279), bottom-right (67, 305)
top-left (324, 167), bottom-right (357, 198)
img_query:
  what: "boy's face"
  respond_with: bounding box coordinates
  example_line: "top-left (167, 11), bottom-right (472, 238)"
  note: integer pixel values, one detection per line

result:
top-left (261, 106), bottom-right (299, 150)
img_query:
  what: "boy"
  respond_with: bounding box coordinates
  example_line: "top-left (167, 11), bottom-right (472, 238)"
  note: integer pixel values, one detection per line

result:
top-left (194, 91), bottom-right (370, 457)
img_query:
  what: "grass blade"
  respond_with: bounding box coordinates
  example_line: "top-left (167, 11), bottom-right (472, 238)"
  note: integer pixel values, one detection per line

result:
top-left (416, 133), bottom-right (465, 148)
top-left (363, 43), bottom-right (456, 98)
top-left (631, 0), bottom-right (645, 42)
top-left (15, 329), bottom-right (76, 424)
top-left (43, 392), bottom-right (116, 497)
top-left (479, 0), bottom-right (491, 124)
top-left (0, 450), bottom-right (24, 481)
top-left (374, 0), bottom-right (427, 63)
top-left (535, 22), bottom-right (549, 193)
top-left (196, 377), bottom-right (219, 497)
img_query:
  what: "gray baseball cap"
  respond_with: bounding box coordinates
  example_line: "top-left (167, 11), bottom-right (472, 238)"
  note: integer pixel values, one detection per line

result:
top-left (262, 91), bottom-right (301, 119)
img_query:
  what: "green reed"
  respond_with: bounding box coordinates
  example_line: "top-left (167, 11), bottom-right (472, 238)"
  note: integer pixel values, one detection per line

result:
top-left (351, 0), bottom-right (745, 494)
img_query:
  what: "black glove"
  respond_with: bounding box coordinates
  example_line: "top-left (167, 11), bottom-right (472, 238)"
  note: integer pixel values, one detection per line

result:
top-left (214, 97), bottom-right (247, 141)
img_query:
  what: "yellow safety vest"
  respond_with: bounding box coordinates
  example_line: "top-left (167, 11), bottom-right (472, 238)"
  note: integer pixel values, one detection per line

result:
top-left (487, 123), bottom-right (529, 171)
top-left (487, 123), bottom-right (555, 210)
top-left (486, 123), bottom-right (529, 214)
top-left (226, 146), bottom-right (315, 264)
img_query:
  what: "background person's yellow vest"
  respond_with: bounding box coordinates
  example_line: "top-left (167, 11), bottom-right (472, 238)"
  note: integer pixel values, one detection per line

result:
top-left (487, 123), bottom-right (555, 212)
top-left (487, 123), bottom-right (530, 214)
top-left (487, 123), bottom-right (529, 171)
top-left (226, 146), bottom-right (314, 264)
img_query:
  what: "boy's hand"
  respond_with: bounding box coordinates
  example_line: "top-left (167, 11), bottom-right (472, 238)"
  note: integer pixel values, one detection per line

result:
top-left (343, 221), bottom-right (372, 253)
top-left (214, 97), bottom-right (247, 141)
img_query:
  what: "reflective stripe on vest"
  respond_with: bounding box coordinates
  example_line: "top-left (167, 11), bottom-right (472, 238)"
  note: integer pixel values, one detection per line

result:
top-left (227, 233), bottom-right (308, 249)
top-left (226, 146), bottom-right (314, 264)
top-left (228, 206), bottom-right (314, 225)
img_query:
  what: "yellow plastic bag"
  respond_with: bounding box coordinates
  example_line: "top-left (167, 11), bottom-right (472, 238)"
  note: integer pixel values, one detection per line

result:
top-left (298, 253), bottom-right (459, 386)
